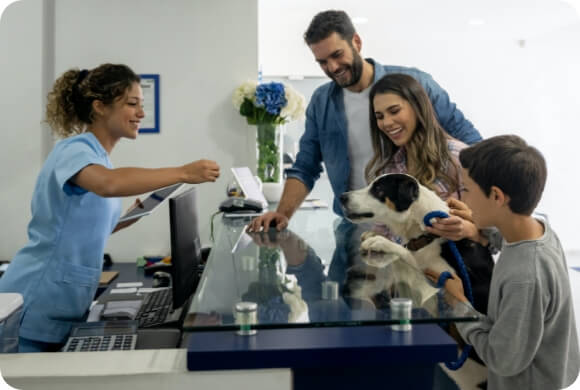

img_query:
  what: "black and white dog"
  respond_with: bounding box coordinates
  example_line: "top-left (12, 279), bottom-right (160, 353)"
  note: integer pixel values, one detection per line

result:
top-left (340, 173), bottom-right (494, 314)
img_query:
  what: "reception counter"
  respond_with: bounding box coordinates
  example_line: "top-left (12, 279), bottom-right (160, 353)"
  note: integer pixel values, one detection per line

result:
top-left (182, 210), bottom-right (480, 388)
top-left (0, 208), bottom-right (478, 389)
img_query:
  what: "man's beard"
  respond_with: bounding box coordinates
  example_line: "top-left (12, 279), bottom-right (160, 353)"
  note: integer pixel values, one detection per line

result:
top-left (327, 49), bottom-right (364, 88)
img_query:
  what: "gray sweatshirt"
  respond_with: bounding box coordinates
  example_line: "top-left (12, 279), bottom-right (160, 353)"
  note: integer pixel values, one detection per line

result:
top-left (456, 220), bottom-right (579, 389)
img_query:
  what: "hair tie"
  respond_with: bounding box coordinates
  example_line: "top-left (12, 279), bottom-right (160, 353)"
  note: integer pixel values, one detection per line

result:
top-left (76, 69), bottom-right (89, 86)
top-left (72, 69), bottom-right (90, 121)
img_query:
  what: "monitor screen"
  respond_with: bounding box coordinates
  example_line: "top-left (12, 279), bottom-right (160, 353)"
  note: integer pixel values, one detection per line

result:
top-left (169, 187), bottom-right (202, 310)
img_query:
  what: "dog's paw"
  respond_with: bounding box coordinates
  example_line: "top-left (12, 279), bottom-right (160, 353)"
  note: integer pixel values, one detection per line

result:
top-left (361, 251), bottom-right (400, 268)
top-left (360, 235), bottom-right (401, 254)
top-left (360, 230), bottom-right (380, 242)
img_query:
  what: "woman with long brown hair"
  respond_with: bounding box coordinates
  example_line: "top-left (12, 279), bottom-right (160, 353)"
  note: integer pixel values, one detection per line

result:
top-left (366, 73), bottom-right (476, 243)
top-left (366, 73), bottom-right (462, 199)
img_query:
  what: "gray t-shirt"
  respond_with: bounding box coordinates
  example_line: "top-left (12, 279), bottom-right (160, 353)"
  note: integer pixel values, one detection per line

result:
top-left (457, 219), bottom-right (579, 389)
top-left (343, 86), bottom-right (373, 191)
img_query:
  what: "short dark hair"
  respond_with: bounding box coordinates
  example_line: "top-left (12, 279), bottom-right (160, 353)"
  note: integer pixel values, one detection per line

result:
top-left (304, 10), bottom-right (356, 45)
top-left (459, 135), bottom-right (547, 215)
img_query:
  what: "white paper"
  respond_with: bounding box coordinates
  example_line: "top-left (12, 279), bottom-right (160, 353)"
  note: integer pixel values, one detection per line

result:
top-left (87, 304), bottom-right (104, 322)
top-left (138, 287), bottom-right (166, 294)
top-left (102, 300), bottom-right (142, 319)
top-left (110, 287), bottom-right (138, 294)
top-left (116, 282), bottom-right (143, 288)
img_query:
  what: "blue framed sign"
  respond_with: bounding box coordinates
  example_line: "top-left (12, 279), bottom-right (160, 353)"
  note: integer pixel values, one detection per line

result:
top-left (139, 74), bottom-right (160, 133)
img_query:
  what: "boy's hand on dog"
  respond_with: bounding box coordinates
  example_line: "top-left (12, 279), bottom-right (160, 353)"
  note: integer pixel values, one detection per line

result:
top-left (431, 198), bottom-right (489, 245)
top-left (425, 198), bottom-right (480, 241)
top-left (446, 198), bottom-right (473, 222)
top-left (425, 215), bottom-right (479, 241)
top-left (424, 269), bottom-right (468, 303)
top-left (247, 211), bottom-right (289, 232)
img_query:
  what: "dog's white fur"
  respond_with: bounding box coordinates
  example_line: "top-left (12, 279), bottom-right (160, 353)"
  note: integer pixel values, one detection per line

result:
top-left (342, 174), bottom-right (456, 277)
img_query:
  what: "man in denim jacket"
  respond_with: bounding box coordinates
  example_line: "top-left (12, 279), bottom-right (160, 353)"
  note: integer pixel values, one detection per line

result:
top-left (248, 10), bottom-right (481, 232)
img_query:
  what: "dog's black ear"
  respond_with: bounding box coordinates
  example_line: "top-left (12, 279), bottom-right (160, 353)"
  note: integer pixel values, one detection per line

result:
top-left (370, 174), bottom-right (419, 211)
top-left (395, 177), bottom-right (419, 211)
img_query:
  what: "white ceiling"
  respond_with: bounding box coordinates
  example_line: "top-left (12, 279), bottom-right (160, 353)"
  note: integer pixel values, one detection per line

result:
top-left (259, 0), bottom-right (580, 76)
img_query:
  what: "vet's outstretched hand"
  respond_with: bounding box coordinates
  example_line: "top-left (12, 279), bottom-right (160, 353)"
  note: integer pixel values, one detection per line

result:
top-left (247, 211), bottom-right (288, 232)
top-left (182, 159), bottom-right (220, 183)
top-left (424, 269), bottom-right (468, 303)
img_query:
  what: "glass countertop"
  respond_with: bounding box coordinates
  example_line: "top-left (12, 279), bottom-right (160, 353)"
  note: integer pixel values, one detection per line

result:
top-left (183, 209), bottom-right (479, 331)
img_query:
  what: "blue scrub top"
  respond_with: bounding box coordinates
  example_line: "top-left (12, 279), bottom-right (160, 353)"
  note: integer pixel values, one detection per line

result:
top-left (0, 132), bottom-right (122, 343)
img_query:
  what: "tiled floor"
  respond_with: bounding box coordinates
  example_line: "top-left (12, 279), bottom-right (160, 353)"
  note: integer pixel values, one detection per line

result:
top-left (442, 251), bottom-right (580, 390)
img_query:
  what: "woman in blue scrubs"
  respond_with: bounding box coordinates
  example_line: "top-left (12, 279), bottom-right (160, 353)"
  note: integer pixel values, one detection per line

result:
top-left (0, 64), bottom-right (220, 352)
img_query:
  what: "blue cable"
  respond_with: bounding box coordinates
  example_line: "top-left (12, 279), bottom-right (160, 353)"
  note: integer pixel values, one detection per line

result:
top-left (423, 210), bottom-right (473, 370)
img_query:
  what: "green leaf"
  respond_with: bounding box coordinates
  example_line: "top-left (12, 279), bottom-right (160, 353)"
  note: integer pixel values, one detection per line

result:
top-left (239, 98), bottom-right (255, 118)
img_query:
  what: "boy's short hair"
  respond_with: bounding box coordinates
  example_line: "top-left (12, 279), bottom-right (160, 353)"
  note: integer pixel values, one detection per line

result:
top-left (304, 10), bottom-right (356, 45)
top-left (459, 135), bottom-right (547, 215)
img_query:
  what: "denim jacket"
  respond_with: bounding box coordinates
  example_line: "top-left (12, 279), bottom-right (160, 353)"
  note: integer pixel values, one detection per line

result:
top-left (285, 59), bottom-right (482, 215)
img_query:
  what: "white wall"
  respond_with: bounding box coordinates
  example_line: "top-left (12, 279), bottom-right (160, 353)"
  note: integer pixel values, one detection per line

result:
top-left (259, 1), bottom-right (580, 252)
top-left (2, 0), bottom-right (578, 260)
top-left (0, 0), bottom-right (258, 261)
top-left (0, 0), bottom-right (43, 259)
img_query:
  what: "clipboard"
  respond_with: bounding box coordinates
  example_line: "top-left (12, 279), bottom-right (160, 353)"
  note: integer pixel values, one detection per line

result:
top-left (118, 183), bottom-right (184, 222)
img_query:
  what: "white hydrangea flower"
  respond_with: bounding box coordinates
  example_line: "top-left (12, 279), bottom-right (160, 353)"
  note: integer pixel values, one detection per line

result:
top-left (232, 79), bottom-right (305, 124)
top-left (280, 83), bottom-right (306, 122)
top-left (232, 80), bottom-right (258, 110)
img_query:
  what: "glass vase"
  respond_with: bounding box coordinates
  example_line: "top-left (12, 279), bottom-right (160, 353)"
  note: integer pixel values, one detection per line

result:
top-left (256, 122), bottom-right (284, 183)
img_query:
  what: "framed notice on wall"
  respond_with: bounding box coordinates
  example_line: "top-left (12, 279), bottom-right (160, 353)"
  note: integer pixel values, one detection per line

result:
top-left (139, 74), bottom-right (160, 133)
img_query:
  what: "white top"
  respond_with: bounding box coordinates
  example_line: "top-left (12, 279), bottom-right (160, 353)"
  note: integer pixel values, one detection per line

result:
top-left (343, 86), bottom-right (373, 191)
top-left (0, 293), bottom-right (23, 321)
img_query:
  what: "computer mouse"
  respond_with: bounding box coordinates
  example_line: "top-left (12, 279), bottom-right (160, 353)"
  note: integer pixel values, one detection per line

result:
top-left (152, 271), bottom-right (171, 288)
top-left (219, 197), bottom-right (263, 213)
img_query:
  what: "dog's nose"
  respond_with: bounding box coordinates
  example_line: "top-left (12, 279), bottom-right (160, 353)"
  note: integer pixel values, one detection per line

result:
top-left (339, 193), bottom-right (349, 206)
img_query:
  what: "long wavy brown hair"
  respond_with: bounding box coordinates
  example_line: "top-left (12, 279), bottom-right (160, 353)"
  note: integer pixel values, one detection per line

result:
top-left (364, 73), bottom-right (460, 195)
top-left (45, 63), bottom-right (140, 138)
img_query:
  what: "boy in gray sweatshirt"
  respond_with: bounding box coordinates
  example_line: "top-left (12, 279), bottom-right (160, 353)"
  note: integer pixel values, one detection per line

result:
top-left (426, 135), bottom-right (579, 389)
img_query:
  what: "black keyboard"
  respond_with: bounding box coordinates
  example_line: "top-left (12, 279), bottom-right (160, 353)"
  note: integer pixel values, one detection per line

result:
top-left (135, 288), bottom-right (173, 328)
top-left (63, 334), bottom-right (137, 352)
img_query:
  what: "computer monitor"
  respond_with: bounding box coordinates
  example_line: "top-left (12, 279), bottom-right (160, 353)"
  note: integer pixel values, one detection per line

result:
top-left (169, 187), bottom-right (202, 310)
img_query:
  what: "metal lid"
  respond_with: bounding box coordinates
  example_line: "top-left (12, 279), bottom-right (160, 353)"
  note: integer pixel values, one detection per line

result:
top-left (235, 301), bottom-right (257, 313)
top-left (390, 298), bottom-right (412, 307)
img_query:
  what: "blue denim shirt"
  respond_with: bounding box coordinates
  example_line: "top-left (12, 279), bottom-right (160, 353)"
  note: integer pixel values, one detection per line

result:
top-left (285, 59), bottom-right (482, 215)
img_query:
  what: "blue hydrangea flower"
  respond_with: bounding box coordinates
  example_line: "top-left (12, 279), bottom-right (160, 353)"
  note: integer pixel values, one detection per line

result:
top-left (255, 82), bottom-right (287, 116)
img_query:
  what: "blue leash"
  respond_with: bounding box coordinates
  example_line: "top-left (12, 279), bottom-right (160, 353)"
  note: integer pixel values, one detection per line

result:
top-left (423, 211), bottom-right (473, 370)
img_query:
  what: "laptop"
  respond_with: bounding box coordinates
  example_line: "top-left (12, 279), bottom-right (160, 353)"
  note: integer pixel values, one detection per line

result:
top-left (100, 187), bottom-right (202, 329)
